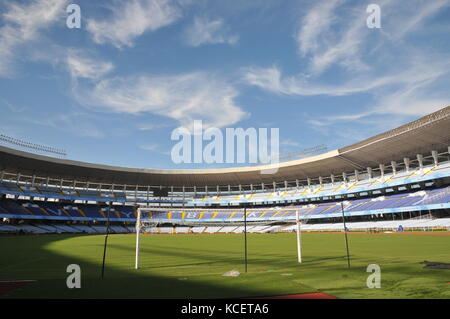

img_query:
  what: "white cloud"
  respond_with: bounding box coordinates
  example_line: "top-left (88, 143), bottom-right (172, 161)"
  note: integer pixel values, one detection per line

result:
top-left (244, 0), bottom-right (450, 124)
top-left (139, 143), bottom-right (160, 151)
top-left (296, 0), bottom-right (342, 57)
top-left (370, 82), bottom-right (450, 117)
top-left (295, 0), bottom-right (449, 75)
top-left (280, 139), bottom-right (300, 147)
top-left (66, 50), bottom-right (114, 80)
top-left (387, 0), bottom-right (449, 40)
top-left (296, 0), bottom-right (369, 74)
top-left (86, 0), bottom-right (182, 49)
top-left (0, 0), bottom-right (68, 77)
top-left (137, 122), bottom-right (172, 131)
top-left (243, 66), bottom-right (285, 94)
top-left (184, 16), bottom-right (239, 47)
top-left (244, 57), bottom-right (450, 123)
top-left (73, 71), bottom-right (248, 130)
top-left (244, 58), bottom-right (450, 97)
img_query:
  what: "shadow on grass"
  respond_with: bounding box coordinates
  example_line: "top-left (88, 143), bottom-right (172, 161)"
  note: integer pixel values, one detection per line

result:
top-left (0, 234), bottom-right (311, 299)
top-left (109, 241), bottom-right (354, 272)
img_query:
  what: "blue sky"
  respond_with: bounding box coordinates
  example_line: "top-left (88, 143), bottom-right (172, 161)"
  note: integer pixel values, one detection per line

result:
top-left (1, 0), bottom-right (449, 169)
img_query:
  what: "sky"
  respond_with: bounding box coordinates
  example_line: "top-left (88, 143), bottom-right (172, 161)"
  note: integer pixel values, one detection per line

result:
top-left (0, 0), bottom-right (449, 170)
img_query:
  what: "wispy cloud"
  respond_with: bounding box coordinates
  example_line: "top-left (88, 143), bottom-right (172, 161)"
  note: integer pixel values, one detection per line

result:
top-left (0, 0), bottom-right (68, 77)
top-left (73, 71), bottom-right (248, 130)
top-left (137, 122), bottom-right (173, 131)
top-left (0, 98), bottom-right (28, 113)
top-left (296, 0), bottom-right (369, 74)
top-left (293, 0), bottom-right (450, 75)
top-left (23, 112), bottom-right (105, 138)
top-left (244, 0), bottom-right (450, 124)
top-left (387, 0), bottom-right (449, 39)
top-left (86, 0), bottom-right (182, 49)
top-left (139, 143), bottom-right (172, 156)
top-left (279, 138), bottom-right (301, 152)
top-left (243, 57), bottom-right (450, 97)
top-left (296, 0), bottom-right (345, 73)
top-left (66, 50), bottom-right (114, 80)
top-left (184, 16), bottom-right (239, 47)
top-left (139, 143), bottom-right (160, 151)
top-left (280, 139), bottom-right (300, 147)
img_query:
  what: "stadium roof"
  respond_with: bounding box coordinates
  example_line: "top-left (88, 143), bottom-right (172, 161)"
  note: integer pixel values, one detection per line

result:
top-left (1, 106), bottom-right (449, 188)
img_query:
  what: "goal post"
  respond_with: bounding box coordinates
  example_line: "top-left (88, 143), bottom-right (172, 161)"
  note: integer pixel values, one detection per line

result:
top-left (134, 206), bottom-right (305, 270)
top-left (135, 207), bottom-right (160, 269)
top-left (135, 208), bottom-right (141, 269)
top-left (296, 210), bottom-right (302, 263)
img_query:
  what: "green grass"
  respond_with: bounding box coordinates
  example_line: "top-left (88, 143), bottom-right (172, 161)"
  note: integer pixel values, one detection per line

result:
top-left (0, 232), bottom-right (449, 299)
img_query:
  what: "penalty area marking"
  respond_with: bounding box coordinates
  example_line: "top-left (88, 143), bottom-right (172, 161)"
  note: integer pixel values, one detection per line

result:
top-left (0, 280), bottom-right (36, 295)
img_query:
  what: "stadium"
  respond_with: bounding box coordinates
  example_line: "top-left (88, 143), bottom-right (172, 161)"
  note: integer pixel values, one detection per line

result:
top-left (1, 106), bottom-right (449, 299)
top-left (2, 0), bottom-right (450, 306)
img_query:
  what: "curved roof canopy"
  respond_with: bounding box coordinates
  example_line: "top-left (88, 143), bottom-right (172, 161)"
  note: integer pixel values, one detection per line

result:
top-left (1, 106), bottom-right (449, 188)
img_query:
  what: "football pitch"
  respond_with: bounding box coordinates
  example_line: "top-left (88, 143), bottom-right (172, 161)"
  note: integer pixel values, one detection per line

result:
top-left (0, 232), bottom-right (449, 299)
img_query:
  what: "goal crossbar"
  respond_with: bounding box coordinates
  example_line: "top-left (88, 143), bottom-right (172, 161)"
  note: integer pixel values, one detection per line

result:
top-left (134, 206), bottom-right (304, 269)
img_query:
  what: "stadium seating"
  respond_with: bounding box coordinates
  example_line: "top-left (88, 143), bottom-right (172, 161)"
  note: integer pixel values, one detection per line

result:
top-left (186, 162), bottom-right (450, 206)
top-left (0, 185), bottom-right (449, 223)
top-left (1, 161), bottom-right (450, 207)
top-left (2, 216), bottom-right (448, 235)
